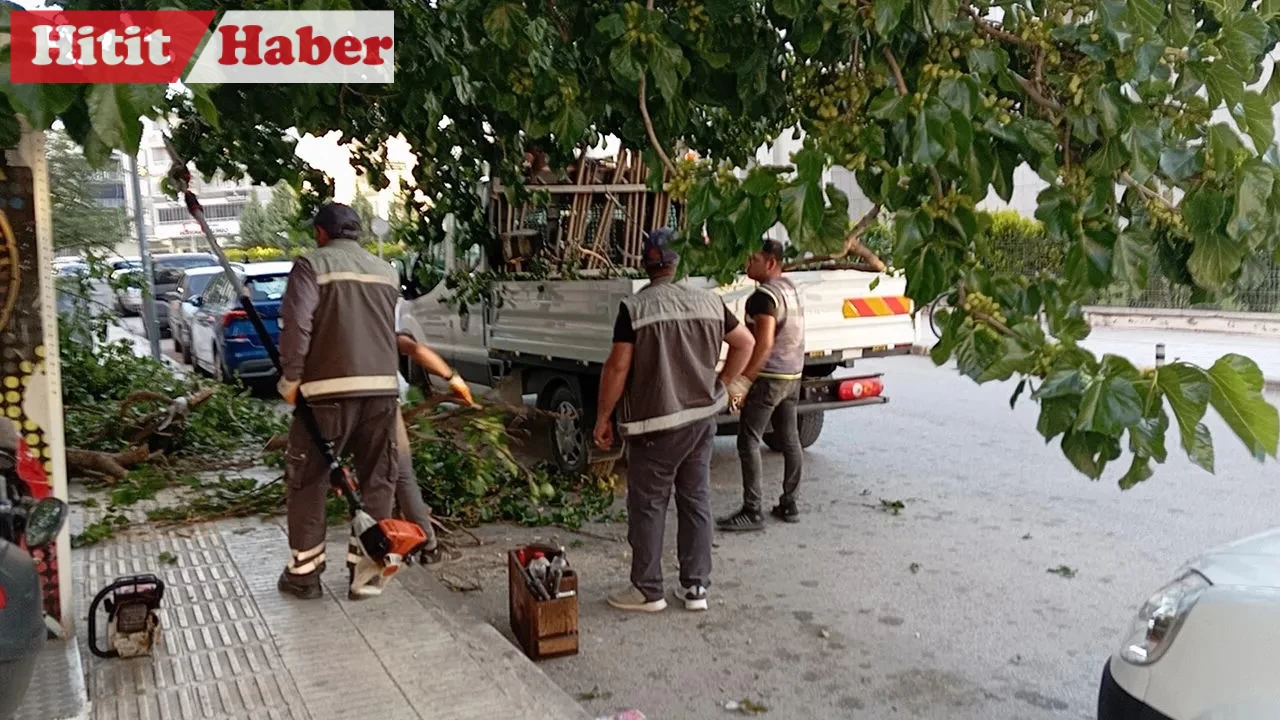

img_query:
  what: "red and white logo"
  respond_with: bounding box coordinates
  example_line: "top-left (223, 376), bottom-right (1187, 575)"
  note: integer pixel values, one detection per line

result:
top-left (185, 11), bottom-right (395, 84)
top-left (8, 10), bottom-right (395, 85)
top-left (9, 10), bottom-right (214, 84)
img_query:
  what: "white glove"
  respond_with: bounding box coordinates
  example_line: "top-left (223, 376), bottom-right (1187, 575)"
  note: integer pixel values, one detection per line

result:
top-left (277, 377), bottom-right (300, 405)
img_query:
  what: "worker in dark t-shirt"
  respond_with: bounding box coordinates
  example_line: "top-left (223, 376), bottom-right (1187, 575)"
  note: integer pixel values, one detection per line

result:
top-left (719, 239), bottom-right (807, 531)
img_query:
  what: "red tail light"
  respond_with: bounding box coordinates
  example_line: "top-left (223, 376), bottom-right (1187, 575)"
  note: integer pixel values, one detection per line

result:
top-left (839, 377), bottom-right (884, 400)
top-left (0, 584), bottom-right (6, 610)
top-left (222, 309), bottom-right (247, 328)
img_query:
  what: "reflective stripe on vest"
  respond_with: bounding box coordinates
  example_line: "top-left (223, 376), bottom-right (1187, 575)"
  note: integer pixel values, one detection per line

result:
top-left (315, 270), bottom-right (400, 288)
top-left (299, 375), bottom-right (400, 398)
top-left (617, 395), bottom-right (727, 437)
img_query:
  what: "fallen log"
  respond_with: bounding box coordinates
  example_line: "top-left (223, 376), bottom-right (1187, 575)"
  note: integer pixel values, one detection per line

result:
top-left (65, 445), bottom-right (151, 481)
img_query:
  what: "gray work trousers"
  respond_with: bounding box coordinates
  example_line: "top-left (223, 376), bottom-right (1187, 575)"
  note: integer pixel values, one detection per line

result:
top-left (737, 378), bottom-right (802, 513)
top-left (284, 396), bottom-right (398, 577)
top-left (625, 418), bottom-right (715, 601)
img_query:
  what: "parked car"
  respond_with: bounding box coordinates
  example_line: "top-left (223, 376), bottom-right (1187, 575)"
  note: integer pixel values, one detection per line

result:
top-left (165, 265), bottom-right (244, 364)
top-left (189, 261), bottom-right (292, 383)
top-left (115, 254), bottom-right (220, 332)
top-left (1098, 526), bottom-right (1280, 719)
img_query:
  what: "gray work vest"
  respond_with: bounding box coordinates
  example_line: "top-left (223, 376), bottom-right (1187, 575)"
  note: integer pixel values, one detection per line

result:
top-left (616, 278), bottom-right (727, 437)
top-left (754, 276), bottom-right (805, 380)
top-left (299, 239), bottom-right (401, 400)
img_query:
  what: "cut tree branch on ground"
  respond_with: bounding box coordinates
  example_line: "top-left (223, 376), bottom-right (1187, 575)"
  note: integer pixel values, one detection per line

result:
top-left (784, 204), bottom-right (886, 271)
top-left (68, 387), bottom-right (222, 479)
top-left (66, 445), bottom-right (153, 481)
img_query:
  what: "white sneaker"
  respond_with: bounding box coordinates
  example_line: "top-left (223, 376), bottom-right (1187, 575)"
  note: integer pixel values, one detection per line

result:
top-left (680, 584), bottom-right (708, 611)
top-left (607, 586), bottom-right (667, 612)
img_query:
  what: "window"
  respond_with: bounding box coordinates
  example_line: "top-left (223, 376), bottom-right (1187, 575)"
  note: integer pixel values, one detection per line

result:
top-left (187, 274), bottom-right (215, 298)
top-left (247, 274), bottom-right (289, 301)
top-left (158, 203), bottom-right (245, 224)
top-left (150, 148), bottom-right (167, 166)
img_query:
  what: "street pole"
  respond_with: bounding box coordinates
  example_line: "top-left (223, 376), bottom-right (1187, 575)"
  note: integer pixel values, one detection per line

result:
top-left (128, 152), bottom-right (162, 361)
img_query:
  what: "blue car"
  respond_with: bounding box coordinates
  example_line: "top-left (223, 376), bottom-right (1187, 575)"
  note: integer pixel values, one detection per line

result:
top-left (189, 261), bottom-right (293, 384)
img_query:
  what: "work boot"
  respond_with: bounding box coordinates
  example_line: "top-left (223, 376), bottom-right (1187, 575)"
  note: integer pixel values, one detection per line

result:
top-left (716, 508), bottom-right (764, 532)
top-left (277, 568), bottom-right (323, 600)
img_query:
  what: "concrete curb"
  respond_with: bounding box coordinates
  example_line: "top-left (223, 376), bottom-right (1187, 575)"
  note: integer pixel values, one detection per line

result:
top-left (1084, 306), bottom-right (1280, 337)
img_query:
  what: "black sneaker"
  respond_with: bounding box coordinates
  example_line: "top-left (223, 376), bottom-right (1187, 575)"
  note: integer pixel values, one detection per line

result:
top-left (771, 501), bottom-right (799, 523)
top-left (717, 509), bottom-right (765, 532)
top-left (277, 569), bottom-right (323, 600)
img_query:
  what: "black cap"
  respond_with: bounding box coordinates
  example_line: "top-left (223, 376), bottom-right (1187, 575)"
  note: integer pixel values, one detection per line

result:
top-left (761, 238), bottom-right (785, 260)
top-left (642, 228), bottom-right (679, 269)
top-left (311, 202), bottom-right (362, 240)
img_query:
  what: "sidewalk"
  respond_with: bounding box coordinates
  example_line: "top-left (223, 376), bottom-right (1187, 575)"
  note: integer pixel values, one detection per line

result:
top-left (69, 510), bottom-right (590, 720)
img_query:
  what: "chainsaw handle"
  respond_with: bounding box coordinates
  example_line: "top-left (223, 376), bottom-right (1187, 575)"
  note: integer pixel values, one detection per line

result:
top-left (87, 574), bottom-right (165, 659)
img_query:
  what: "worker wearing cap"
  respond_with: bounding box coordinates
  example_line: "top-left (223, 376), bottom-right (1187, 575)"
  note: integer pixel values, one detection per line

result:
top-left (718, 239), bottom-right (806, 531)
top-left (393, 299), bottom-right (474, 563)
top-left (275, 202), bottom-right (402, 600)
top-left (593, 228), bottom-right (755, 612)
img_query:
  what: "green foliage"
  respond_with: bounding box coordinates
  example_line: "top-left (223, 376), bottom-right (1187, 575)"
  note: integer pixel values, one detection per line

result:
top-left (47, 130), bottom-right (130, 253)
top-left (11, 0), bottom-right (1280, 485)
top-left (408, 407), bottom-right (620, 529)
top-left (236, 182), bottom-right (309, 250)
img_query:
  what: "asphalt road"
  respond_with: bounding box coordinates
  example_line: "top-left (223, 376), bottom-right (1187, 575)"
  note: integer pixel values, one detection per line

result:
top-left (426, 350), bottom-right (1280, 720)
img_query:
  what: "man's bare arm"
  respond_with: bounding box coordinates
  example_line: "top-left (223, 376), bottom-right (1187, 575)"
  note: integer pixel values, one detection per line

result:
top-left (597, 342), bottom-right (634, 421)
top-left (719, 324), bottom-right (756, 385)
top-left (396, 334), bottom-right (453, 379)
top-left (740, 314), bottom-right (776, 382)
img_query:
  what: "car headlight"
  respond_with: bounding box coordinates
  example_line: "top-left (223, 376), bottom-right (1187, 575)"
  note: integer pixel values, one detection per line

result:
top-left (1119, 570), bottom-right (1210, 665)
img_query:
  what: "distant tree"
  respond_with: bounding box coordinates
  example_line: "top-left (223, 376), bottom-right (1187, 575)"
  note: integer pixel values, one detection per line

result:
top-left (238, 182), bottom-right (305, 250)
top-left (351, 193), bottom-right (378, 243)
top-left (46, 131), bottom-right (129, 253)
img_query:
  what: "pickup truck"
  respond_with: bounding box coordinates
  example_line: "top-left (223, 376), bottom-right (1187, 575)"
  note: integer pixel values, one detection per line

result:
top-left (397, 240), bottom-right (916, 474)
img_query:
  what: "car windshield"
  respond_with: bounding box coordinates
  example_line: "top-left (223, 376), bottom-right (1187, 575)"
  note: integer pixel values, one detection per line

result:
top-left (187, 273), bottom-right (216, 296)
top-left (247, 274), bottom-right (288, 301)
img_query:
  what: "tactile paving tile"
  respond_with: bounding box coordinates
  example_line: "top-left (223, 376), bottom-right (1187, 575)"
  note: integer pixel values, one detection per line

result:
top-left (76, 524), bottom-right (311, 720)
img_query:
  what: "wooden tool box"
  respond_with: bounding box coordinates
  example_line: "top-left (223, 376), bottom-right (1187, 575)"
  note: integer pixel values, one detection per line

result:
top-left (508, 545), bottom-right (579, 661)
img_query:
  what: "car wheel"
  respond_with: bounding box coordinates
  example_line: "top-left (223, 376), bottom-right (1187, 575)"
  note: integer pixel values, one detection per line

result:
top-left (181, 335), bottom-right (193, 365)
top-left (537, 382), bottom-right (588, 476)
top-left (172, 329), bottom-right (183, 353)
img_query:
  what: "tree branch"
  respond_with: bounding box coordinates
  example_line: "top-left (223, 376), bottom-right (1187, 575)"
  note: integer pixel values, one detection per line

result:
top-left (638, 74), bottom-right (677, 178)
top-left (963, 6), bottom-right (1036, 49)
top-left (883, 48), bottom-right (908, 96)
top-left (783, 204), bottom-right (886, 271)
top-left (1014, 74), bottom-right (1063, 115)
top-left (638, 0), bottom-right (677, 178)
top-left (1119, 171), bottom-right (1175, 208)
top-left (883, 48), bottom-right (945, 201)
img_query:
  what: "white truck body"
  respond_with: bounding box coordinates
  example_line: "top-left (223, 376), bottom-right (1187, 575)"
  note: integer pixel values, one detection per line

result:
top-left (401, 255), bottom-right (916, 471)
top-left (483, 270), bottom-right (916, 366)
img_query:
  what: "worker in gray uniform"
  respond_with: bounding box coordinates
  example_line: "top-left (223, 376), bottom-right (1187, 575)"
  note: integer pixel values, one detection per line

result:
top-left (275, 202), bottom-right (402, 600)
top-left (718, 239), bottom-right (806, 531)
top-left (594, 228), bottom-right (755, 612)
top-left (393, 299), bottom-right (474, 564)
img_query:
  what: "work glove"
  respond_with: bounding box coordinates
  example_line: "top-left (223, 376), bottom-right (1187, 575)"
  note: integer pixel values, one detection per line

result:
top-left (727, 376), bottom-right (752, 416)
top-left (448, 373), bottom-right (475, 407)
top-left (277, 377), bottom-right (300, 405)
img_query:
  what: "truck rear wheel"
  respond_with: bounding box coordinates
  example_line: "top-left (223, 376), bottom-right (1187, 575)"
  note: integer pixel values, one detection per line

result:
top-left (538, 382), bottom-right (588, 476)
top-left (764, 411), bottom-right (824, 451)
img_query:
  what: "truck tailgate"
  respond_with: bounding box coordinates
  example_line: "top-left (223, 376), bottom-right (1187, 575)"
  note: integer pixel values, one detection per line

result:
top-left (719, 269), bottom-right (915, 356)
top-left (488, 277), bottom-right (645, 365)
